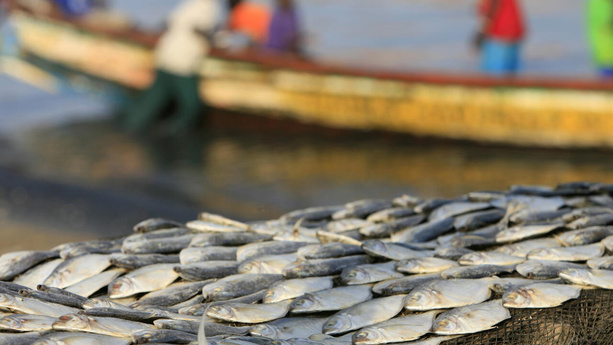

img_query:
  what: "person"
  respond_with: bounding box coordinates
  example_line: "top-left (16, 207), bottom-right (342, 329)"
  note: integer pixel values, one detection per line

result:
top-left (227, 0), bottom-right (270, 46)
top-left (123, 0), bottom-right (220, 134)
top-left (265, 0), bottom-right (301, 54)
top-left (474, 0), bottom-right (526, 76)
top-left (53, 0), bottom-right (93, 17)
top-left (586, 0), bottom-right (613, 78)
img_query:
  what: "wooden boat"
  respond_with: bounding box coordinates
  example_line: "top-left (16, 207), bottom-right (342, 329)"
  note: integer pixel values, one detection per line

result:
top-left (7, 6), bottom-right (613, 148)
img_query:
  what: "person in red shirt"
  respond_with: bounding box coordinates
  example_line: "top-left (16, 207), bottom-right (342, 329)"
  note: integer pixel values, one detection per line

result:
top-left (474, 0), bottom-right (526, 75)
top-left (227, 0), bottom-right (271, 46)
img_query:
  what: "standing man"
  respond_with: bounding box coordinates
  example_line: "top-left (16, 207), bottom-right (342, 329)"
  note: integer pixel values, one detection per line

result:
top-left (266, 0), bottom-right (301, 55)
top-left (586, 0), bottom-right (613, 78)
top-left (124, 0), bottom-right (220, 134)
top-left (474, 0), bottom-right (526, 76)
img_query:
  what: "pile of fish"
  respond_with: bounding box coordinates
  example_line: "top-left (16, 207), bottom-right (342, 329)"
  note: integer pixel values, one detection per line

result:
top-left (1, 182), bottom-right (613, 345)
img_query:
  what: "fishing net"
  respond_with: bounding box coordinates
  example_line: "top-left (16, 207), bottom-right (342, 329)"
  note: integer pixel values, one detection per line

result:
top-left (440, 289), bottom-right (613, 345)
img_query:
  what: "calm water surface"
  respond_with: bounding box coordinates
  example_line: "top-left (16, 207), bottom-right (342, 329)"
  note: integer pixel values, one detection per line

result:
top-left (0, 0), bottom-right (609, 252)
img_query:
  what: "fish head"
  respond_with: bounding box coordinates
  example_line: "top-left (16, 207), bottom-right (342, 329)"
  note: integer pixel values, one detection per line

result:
top-left (108, 277), bottom-right (135, 298)
top-left (207, 305), bottom-right (236, 320)
top-left (132, 329), bottom-right (156, 343)
top-left (52, 313), bottom-right (90, 330)
top-left (352, 328), bottom-right (385, 344)
top-left (404, 290), bottom-right (436, 309)
top-left (527, 248), bottom-right (551, 260)
top-left (0, 293), bottom-right (17, 308)
top-left (290, 294), bottom-right (317, 311)
top-left (362, 240), bottom-right (386, 255)
top-left (263, 286), bottom-right (287, 303)
top-left (204, 285), bottom-right (228, 300)
top-left (0, 315), bottom-right (23, 330)
top-left (322, 314), bottom-right (352, 335)
top-left (558, 268), bottom-right (590, 284)
top-left (238, 260), bottom-right (261, 274)
top-left (341, 267), bottom-right (369, 284)
top-left (458, 252), bottom-right (484, 265)
top-left (250, 324), bottom-right (279, 338)
top-left (432, 315), bottom-right (462, 335)
top-left (503, 287), bottom-right (532, 307)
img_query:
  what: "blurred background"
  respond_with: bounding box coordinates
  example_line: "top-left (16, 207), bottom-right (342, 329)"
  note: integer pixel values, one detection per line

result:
top-left (1, 0), bottom-right (613, 252)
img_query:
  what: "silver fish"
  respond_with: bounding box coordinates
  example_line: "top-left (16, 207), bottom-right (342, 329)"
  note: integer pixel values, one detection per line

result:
top-left (297, 243), bottom-right (364, 260)
top-left (121, 234), bottom-right (198, 255)
top-left (392, 194), bottom-right (422, 208)
top-left (180, 289), bottom-right (267, 315)
top-left (366, 208), bottom-right (417, 223)
top-left (52, 313), bottom-right (153, 338)
top-left (404, 278), bottom-right (492, 310)
top-left (202, 273), bottom-right (284, 301)
top-left (440, 264), bottom-right (515, 279)
top-left (502, 283), bottom-right (582, 308)
top-left (390, 217), bottom-right (455, 244)
top-left (555, 226), bottom-right (613, 246)
top-left (13, 258), bottom-right (63, 289)
top-left (44, 254), bottom-right (112, 288)
top-left (0, 251), bottom-right (58, 281)
top-left (316, 231), bottom-right (363, 246)
top-left (283, 255), bottom-right (372, 279)
top-left (429, 202), bottom-right (491, 222)
top-left (109, 254), bottom-right (180, 270)
top-left (179, 247), bottom-right (237, 264)
top-left (494, 238), bottom-right (561, 257)
top-left (174, 261), bottom-right (240, 280)
top-left (130, 281), bottom-right (213, 308)
top-left (396, 257), bottom-right (459, 274)
top-left (133, 218), bottom-right (182, 233)
top-left (250, 317), bottom-right (328, 339)
top-left (341, 262), bottom-right (404, 285)
top-left (189, 232), bottom-right (273, 247)
top-left (434, 247), bottom-right (475, 261)
top-left (187, 220), bottom-right (247, 233)
top-left (207, 299), bottom-right (293, 323)
top-left (322, 295), bottom-right (405, 335)
top-left (458, 252), bottom-right (525, 266)
top-left (263, 276), bottom-right (334, 303)
top-left (587, 256), bottom-right (613, 270)
top-left (372, 274), bottom-right (441, 296)
top-left (82, 298), bottom-right (133, 311)
top-left (558, 267), bottom-right (613, 289)
top-left (34, 332), bottom-right (131, 345)
top-left (280, 205), bottom-right (345, 222)
top-left (198, 211), bottom-right (250, 229)
top-left (18, 288), bottom-right (85, 309)
top-left (332, 200), bottom-right (393, 220)
top-left (453, 209), bottom-right (504, 231)
top-left (361, 241), bottom-right (432, 261)
top-left (0, 293), bottom-right (79, 317)
top-left (516, 260), bottom-right (585, 280)
top-left (290, 285), bottom-right (373, 313)
top-left (352, 310), bottom-right (439, 344)
top-left (155, 318), bottom-right (250, 336)
top-left (432, 300), bottom-right (510, 335)
top-left (509, 208), bottom-right (571, 225)
top-left (604, 235), bottom-right (613, 251)
top-left (486, 277), bottom-right (563, 294)
top-left (239, 254), bottom-right (298, 274)
top-left (526, 243), bottom-right (605, 261)
top-left (359, 215), bottom-right (425, 238)
top-left (495, 222), bottom-right (564, 243)
top-left (567, 213), bottom-right (613, 230)
top-left (108, 263), bottom-right (179, 299)
top-left (64, 268), bottom-right (125, 298)
top-left (237, 241), bottom-right (309, 262)
top-left (0, 314), bottom-right (56, 332)
top-left (123, 227), bottom-right (191, 245)
top-left (131, 329), bottom-right (197, 343)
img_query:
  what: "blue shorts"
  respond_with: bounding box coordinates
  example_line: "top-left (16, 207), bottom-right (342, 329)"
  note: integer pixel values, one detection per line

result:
top-left (481, 39), bottom-right (521, 75)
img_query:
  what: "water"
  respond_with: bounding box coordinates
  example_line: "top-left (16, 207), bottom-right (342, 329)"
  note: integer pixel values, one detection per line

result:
top-left (0, 0), bottom-right (608, 252)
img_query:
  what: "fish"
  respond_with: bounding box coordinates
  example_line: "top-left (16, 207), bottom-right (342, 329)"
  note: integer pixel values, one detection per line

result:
top-left (133, 218), bottom-right (183, 233)
top-left (173, 261), bottom-right (240, 280)
top-left (315, 231), bottom-right (363, 246)
top-left (237, 241), bottom-right (309, 262)
top-left (494, 238), bottom-right (561, 257)
top-left (404, 278), bottom-right (492, 310)
top-left (558, 267), bottom-right (613, 289)
top-left (186, 220), bottom-right (248, 233)
top-left (502, 283), bottom-right (582, 308)
top-left (0, 293), bottom-right (79, 317)
top-left (207, 299), bottom-right (293, 323)
top-left (18, 288), bottom-right (85, 309)
top-left (341, 262), bottom-right (404, 285)
top-left (495, 222), bottom-right (565, 243)
top-left (59, 239), bottom-right (123, 260)
top-left (52, 313), bottom-right (153, 338)
top-left (526, 243), bottom-right (605, 261)
top-left (457, 252), bottom-right (525, 266)
top-left (449, 235), bottom-right (498, 249)
top-left (290, 285), bottom-right (373, 313)
top-left (297, 243), bottom-right (364, 260)
top-left (587, 256), bottom-right (613, 270)
top-left (567, 213), bottom-right (613, 230)
top-left (556, 226), bottom-right (613, 246)
top-left (280, 205), bottom-right (345, 222)
top-left (332, 200), bottom-right (393, 220)
top-left (198, 211), bottom-right (250, 229)
top-left (429, 202), bottom-right (492, 222)
top-left (392, 194), bottom-right (422, 208)
top-left (13, 258), bottom-right (63, 289)
top-left (283, 255), bottom-right (372, 278)
top-left (64, 268), bottom-right (126, 298)
top-left (179, 289), bottom-right (267, 315)
top-left (82, 307), bottom-right (165, 323)
top-left (155, 318), bottom-right (250, 336)
top-left (516, 260), bottom-right (585, 280)
top-left (34, 332), bottom-right (131, 345)
top-left (263, 277), bottom-right (334, 303)
top-left (81, 298), bottom-right (134, 311)
top-left (361, 241), bottom-right (432, 261)
top-left (322, 295), bottom-right (405, 335)
top-left (433, 247), bottom-right (475, 261)
top-left (121, 234), bottom-right (198, 255)
top-left (432, 300), bottom-right (511, 335)
top-left (131, 329), bottom-right (197, 344)
top-left (108, 263), bottom-right (179, 299)
top-left (124, 227), bottom-right (191, 244)
top-left (390, 217), bottom-right (455, 243)
top-left (0, 314), bottom-right (56, 332)
top-left (604, 235), bottom-right (613, 251)
top-left (366, 208), bottom-right (417, 223)
top-left (130, 281), bottom-right (213, 308)
top-left (372, 274), bottom-right (441, 296)
top-left (508, 209), bottom-right (571, 225)
top-left (179, 247), bottom-right (237, 264)
top-left (453, 209), bottom-right (505, 231)
top-left (239, 254), bottom-right (298, 274)
top-left (44, 254), bottom-right (112, 288)
top-left (189, 232), bottom-right (273, 247)
top-left (486, 277), bottom-right (564, 294)
top-left (325, 219), bottom-right (372, 233)
top-left (0, 251), bottom-right (58, 281)
top-left (109, 254), bottom-right (180, 270)
top-left (440, 264), bottom-right (516, 279)
top-left (395, 257), bottom-right (459, 274)
top-left (359, 215), bottom-right (425, 238)
top-left (202, 273), bottom-right (284, 301)
top-left (250, 317), bottom-right (328, 339)
top-left (352, 310), bottom-right (439, 344)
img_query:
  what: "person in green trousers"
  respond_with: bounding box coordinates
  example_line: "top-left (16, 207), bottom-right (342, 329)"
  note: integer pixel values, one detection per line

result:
top-left (587, 0), bottom-right (613, 78)
top-left (124, 0), bottom-right (220, 134)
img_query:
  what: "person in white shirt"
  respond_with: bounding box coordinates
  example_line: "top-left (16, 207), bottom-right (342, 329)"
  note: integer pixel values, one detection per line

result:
top-left (124, 0), bottom-right (220, 134)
